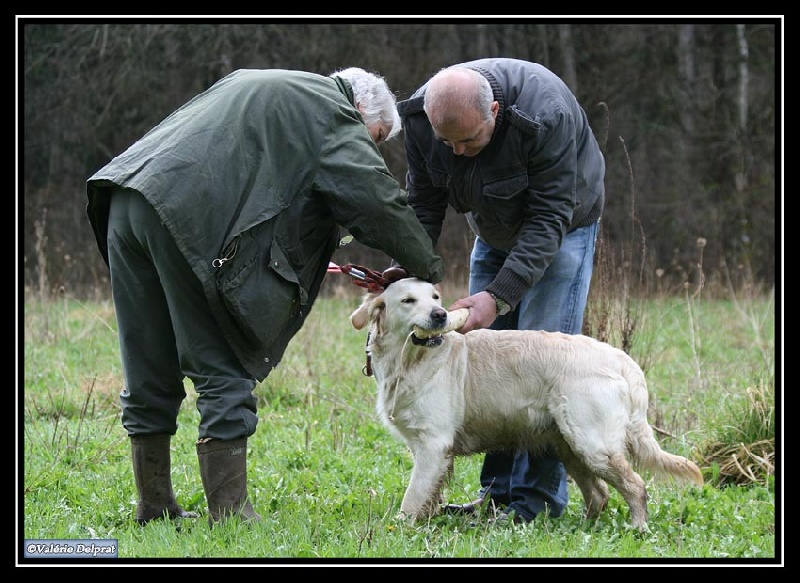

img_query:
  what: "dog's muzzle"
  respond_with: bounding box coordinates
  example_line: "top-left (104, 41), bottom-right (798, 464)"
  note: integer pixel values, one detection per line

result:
top-left (410, 334), bottom-right (444, 346)
top-left (411, 308), bottom-right (469, 342)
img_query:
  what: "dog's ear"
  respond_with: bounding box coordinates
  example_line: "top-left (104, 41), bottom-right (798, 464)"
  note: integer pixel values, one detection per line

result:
top-left (350, 299), bottom-right (370, 330)
top-left (350, 292), bottom-right (385, 330)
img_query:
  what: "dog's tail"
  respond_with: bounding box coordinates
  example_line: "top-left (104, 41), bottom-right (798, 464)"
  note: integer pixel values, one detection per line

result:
top-left (628, 419), bottom-right (704, 487)
top-left (625, 367), bottom-right (704, 487)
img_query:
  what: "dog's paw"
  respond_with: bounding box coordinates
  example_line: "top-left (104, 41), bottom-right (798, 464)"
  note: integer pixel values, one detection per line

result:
top-left (395, 510), bottom-right (419, 525)
top-left (413, 308), bottom-right (469, 338)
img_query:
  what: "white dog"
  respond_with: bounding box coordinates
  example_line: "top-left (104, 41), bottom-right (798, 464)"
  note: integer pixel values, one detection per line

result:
top-left (350, 278), bottom-right (704, 530)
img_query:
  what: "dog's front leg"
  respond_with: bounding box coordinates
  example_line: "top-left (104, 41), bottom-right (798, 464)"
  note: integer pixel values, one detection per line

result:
top-left (399, 443), bottom-right (453, 521)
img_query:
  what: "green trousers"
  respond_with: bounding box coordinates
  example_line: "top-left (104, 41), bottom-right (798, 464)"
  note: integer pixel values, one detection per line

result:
top-left (107, 187), bottom-right (258, 440)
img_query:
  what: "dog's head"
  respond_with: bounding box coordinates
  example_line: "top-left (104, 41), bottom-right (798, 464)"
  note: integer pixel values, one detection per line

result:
top-left (350, 278), bottom-right (467, 343)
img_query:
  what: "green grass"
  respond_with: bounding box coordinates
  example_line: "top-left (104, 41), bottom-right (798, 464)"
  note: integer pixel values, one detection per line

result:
top-left (20, 290), bottom-right (778, 565)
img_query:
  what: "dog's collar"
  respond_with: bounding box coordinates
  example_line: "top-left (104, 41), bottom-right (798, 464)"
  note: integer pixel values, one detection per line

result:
top-left (411, 334), bottom-right (444, 347)
top-left (363, 331), bottom-right (374, 377)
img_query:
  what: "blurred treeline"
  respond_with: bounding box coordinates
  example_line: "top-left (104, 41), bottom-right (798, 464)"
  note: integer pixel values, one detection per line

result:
top-left (20, 19), bottom-right (778, 299)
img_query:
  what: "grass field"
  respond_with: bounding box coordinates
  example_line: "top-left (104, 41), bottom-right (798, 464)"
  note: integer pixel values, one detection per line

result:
top-left (20, 286), bottom-right (779, 566)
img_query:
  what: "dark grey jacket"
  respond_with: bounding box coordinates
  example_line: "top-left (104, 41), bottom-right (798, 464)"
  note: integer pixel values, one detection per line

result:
top-left (398, 58), bottom-right (604, 308)
top-left (87, 69), bottom-right (443, 380)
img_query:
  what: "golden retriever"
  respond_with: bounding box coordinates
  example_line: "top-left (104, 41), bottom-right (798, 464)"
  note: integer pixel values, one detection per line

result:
top-left (350, 278), bottom-right (704, 530)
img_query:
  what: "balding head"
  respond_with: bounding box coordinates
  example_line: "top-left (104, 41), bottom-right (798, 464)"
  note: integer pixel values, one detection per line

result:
top-left (422, 67), bottom-right (498, 157)
top-left (424, 68), bottom-right (495, 128)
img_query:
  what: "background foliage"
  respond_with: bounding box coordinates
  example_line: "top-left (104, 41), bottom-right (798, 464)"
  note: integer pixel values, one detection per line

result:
top-left (20, 17), bottom-right (778, 298)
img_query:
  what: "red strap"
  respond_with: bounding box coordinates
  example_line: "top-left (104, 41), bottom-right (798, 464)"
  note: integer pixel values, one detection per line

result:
top-left (339, 263), bottom-right (390, 293)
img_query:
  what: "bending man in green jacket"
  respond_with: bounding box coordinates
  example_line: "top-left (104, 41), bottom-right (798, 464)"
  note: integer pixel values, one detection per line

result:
top-left (86, 67), bottom-right (443, 525)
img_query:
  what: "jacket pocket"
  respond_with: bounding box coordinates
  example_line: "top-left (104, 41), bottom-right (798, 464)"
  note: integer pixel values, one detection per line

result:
top-left (482, 173), bottom-right (528, 226)
top-left (216, 226), bottom-right (300, 346)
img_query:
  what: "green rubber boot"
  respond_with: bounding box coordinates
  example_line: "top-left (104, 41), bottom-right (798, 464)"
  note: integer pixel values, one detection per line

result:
top-left (130, 434), bottom-right (199, 525)
top-left (197, 437), bottom-right (261, 525)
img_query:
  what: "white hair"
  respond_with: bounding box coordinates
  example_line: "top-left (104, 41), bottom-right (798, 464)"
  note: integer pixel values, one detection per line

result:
top-left (330, 67), bottom-right (402, 140)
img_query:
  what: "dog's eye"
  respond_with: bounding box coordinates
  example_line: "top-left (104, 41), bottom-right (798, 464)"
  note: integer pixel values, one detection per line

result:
top-left (401, 297), bottom-right (416, 304)
top-left (433, 293), bottom-right (440, 300)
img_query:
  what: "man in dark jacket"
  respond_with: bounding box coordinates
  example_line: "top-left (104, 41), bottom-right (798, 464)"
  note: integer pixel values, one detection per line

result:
top-left (86, 67), bottom-right (443, 525)
top-left (392, 58), bottom-right (605, 524)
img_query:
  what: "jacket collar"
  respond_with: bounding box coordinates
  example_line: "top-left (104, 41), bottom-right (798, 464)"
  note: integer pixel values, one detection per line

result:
top-left (332, 75), bottom-right (355, 107)
top-left (465, 65), bottom-right (505, 139)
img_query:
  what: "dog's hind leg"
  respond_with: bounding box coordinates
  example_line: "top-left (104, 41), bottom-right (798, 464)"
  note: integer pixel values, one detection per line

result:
top-left (556, 444), bottom-right (609, 521)
top-left (552, 381), bottom-right (649, 529)
top-left (598, 453), bottom-right (649, 530)
top-left (400, 444), bottom-right (453, 521)
top-left (556, 433), bottom-right (648, 528)
top-left (566, 467), bottom-right (609, 521)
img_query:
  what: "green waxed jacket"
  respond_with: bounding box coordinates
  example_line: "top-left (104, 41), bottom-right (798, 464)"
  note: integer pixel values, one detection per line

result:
top-left (87, 68), bottom-right (443, 380)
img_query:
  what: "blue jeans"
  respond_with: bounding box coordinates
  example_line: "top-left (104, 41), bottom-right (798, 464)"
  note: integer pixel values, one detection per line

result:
top-left (469, 221), bottom-right (599, 521)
